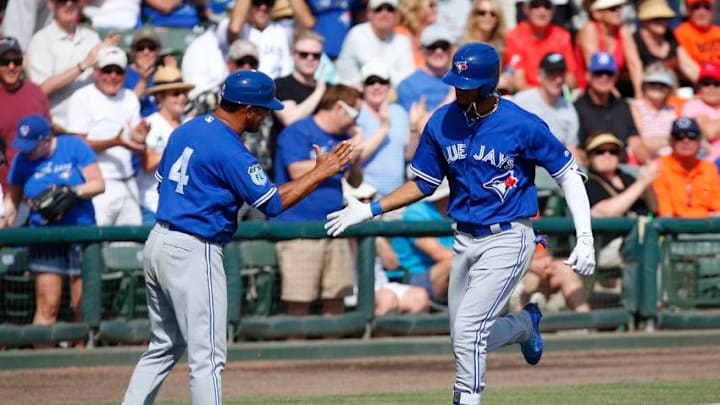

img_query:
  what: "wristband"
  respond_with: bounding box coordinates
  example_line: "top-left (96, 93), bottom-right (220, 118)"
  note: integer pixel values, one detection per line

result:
top-left (370, 201), bottom-right (383, 217)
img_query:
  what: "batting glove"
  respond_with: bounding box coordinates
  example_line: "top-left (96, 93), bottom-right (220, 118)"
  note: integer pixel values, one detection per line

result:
top-left (564, 234), bottom-right (596, 276)
top-left (325, 195), bottom-right (373, 237)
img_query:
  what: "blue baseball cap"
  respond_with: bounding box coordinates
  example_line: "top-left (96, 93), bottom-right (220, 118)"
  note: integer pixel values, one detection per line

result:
top-left (220, 70), bottom-right (284, 110)
top-left (13, 114), bottom-right (52, 153)
top-left (671, 117), bottom-right (701, 137)
top-left (588, 51), bottom-right (617, 74)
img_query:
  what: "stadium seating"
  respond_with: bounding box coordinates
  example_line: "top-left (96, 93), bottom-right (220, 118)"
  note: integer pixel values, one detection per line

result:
top-left (96, 244), bottom-right (149, 344)
top-left (661, 234), bottom-right (720, 310)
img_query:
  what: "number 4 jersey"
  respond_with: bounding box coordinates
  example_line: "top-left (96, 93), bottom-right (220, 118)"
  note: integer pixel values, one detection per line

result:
top-left (155, 114), bottom-right (279, 243)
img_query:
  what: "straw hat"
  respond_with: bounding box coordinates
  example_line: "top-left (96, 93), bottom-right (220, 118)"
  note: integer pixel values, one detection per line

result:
top-left (637, 0), bottom-right (675, 21)
top-left (584, 133), bottom-right (624, 153)
top-left (145, 65), bottom-right (195, 94)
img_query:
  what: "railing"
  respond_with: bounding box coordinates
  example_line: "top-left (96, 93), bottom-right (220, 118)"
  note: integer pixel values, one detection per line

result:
top-left (1, 217), bottom-right (719, 347)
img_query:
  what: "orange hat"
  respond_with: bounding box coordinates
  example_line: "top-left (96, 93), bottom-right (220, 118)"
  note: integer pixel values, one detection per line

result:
top-left (686, 0), bottom-right (712, 5)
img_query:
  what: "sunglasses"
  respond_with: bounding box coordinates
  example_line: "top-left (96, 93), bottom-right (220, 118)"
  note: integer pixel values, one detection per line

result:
top-left (591, 147), bottom-right (621, 156)
top-left (591, 71), bottom-right (615, 78)
top-left (235, 55), bottom-right (259, 68)
top-left (603, 4), bottom-right (622, 12)
top-left (134, 42), bottom-right (158, 52)
top-left (295, 50), bottom-right (322, 60)
top-left (671, 131), bottom-right (701, 141)
top-left (0, 56), bottom-right (22, 66)
top-left (364, 76), bottom-right (390, 86)
top-left (690, 2), bottom-right (712, 11)
top-left (528, 0), bottom-right (553, 9)
top-left (699, 78), bottom-right (720, 87)
top-left (425, 41), bottom-right (451, 52)
top-left (100, 65), bottom-right (125, 75)
top-left (251, 0), bottom-right (276, 7)
top-left (338, 99), bottom-right (359, 120)
top-left (473, 9), bottom-right (496, 17)
top-left (373, 4), bottom-right (396, 13)
top-left (53, 0), bottom-right (80, 4)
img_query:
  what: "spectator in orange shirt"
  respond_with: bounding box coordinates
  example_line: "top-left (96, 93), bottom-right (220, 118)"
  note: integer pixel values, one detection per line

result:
top-left (674, 0), bottom-right (720, 82)
top-left (653, 117), bottom-right (720, 217)
top-left (504, 0), bottom-right (577, 91)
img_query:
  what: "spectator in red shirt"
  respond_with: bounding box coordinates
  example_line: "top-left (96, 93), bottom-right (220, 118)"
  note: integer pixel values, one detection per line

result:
top-left (505, 0), bottom-right (577, 91)
top-left (0, 36), bottom-right (50, 189)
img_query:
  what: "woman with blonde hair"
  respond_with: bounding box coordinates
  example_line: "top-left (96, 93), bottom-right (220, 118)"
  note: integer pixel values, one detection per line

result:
top-left (396, 0), bottom-right (439, 68)
top-left (461, 0), bottom-right (511, 91)
top-left (630, 62), bottom-right (679, 159)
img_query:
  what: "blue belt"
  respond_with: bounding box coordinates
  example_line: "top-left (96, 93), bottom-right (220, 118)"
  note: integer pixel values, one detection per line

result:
top-left (455, 222), bottom-right (513, 237)
top-left (156, 221), bottom-right (221, 245)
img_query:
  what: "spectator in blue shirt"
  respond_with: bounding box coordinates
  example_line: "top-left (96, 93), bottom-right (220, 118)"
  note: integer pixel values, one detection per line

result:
top-left (273, 84), bottom-right (363, 318)
top-left (392, 179), bottom-right (452, 304)
top-left (5, 115), bottom-right (105, 328)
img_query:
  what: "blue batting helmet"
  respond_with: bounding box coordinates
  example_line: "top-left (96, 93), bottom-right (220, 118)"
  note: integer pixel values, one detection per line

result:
top-left (442, 42), bottom-right (499, 98)
top-left (221, 70), bottom-right (284, 110)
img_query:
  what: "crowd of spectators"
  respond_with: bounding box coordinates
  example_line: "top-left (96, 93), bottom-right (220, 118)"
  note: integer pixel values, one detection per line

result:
top-left (3, 0), bottom-right (720, 326)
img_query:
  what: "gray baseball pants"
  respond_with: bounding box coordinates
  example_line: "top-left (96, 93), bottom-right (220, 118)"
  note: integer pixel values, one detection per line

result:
top-left (449, 220), bottom-right (535, 405)
top-left (123, 223), bottom-right (226, 405)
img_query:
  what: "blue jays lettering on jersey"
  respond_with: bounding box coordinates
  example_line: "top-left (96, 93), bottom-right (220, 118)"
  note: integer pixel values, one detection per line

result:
top-left (409, 98), bottom-right (579, 227)
top-left (155, 114), bottom-right (281, 243)
top-left (8, 136), bottom-right (97, 226)
top-left (273, 116), bottom-right (350, 221)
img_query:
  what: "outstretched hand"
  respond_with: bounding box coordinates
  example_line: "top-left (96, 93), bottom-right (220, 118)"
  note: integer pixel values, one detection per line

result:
top-left (325, 195), bottom-right (373, 237)
top-left (313, 141), bottom-right (353, 178)
top-left (564, 234), bottom-right (595, 276)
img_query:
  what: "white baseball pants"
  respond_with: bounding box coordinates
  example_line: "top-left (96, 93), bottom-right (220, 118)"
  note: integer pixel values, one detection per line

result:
top-left (122, 223), bottom-right (226, 405)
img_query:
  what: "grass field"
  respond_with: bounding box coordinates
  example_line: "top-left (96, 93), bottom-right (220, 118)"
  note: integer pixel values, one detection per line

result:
top-left (63, 379), bottom-right (720, 405)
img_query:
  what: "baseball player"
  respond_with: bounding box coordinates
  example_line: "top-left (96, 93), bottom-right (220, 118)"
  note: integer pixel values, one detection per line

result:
top-left (122, 70), bottom-right (354, 405)
top-left (325, 43), bottom-right (596, 405)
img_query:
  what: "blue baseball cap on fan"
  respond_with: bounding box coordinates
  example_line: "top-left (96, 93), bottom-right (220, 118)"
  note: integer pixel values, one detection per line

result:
top-left (588, 51), bottom-right (617, 75)
top-left (671, 117), bottom-right (701, 136)
top-left (13, 114), bottom-right (52, 153)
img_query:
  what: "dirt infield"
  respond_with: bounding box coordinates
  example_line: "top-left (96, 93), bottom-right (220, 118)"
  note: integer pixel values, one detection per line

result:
top-left (3, 346), bottom-right (720, 404)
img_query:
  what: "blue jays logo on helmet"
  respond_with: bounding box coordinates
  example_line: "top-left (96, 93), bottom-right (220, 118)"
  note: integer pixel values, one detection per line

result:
top-left (455, 61), bottom-right (469, 73)
top-left (442, 42), bottom-right (500, 98)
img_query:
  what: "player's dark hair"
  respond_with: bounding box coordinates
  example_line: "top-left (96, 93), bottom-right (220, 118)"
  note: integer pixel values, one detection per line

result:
top-left (318, 84), bottom-right (363, 111)
top-left (219, 98), bottom-right (245, 113)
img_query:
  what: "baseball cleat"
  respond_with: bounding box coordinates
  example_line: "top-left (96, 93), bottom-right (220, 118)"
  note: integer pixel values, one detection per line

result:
top-left (520, 302), bottom-right (543, 365)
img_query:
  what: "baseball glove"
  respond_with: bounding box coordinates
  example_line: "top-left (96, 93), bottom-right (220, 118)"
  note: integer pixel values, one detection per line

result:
top-left (28, 185), bottom-right (78, 224)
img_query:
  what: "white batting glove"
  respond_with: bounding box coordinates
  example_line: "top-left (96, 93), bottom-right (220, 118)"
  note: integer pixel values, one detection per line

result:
top-left (564, 234), bottom-right (596, 276)
top-left (325, 195), bottom-right (373, 237)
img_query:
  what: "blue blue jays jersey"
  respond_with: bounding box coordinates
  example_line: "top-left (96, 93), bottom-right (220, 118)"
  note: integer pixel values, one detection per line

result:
top-left (9, 136), bottom-right (97, 227)
top-left (409, 98), bottom-right (578, 227)
top-left (155, 115), bottom-right (279, 243)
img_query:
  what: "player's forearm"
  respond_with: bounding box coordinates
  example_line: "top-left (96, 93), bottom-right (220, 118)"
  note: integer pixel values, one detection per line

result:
top-left (277, 166), bottom-right (329, 210)
top-left (558, 171), bottom-right (593, 236)
top-left (375, 181), bottom-right (426, 215)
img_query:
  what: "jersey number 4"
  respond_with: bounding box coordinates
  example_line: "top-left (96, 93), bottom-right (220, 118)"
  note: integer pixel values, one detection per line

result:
top-left (168, 147), bottom-right (194, 194)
